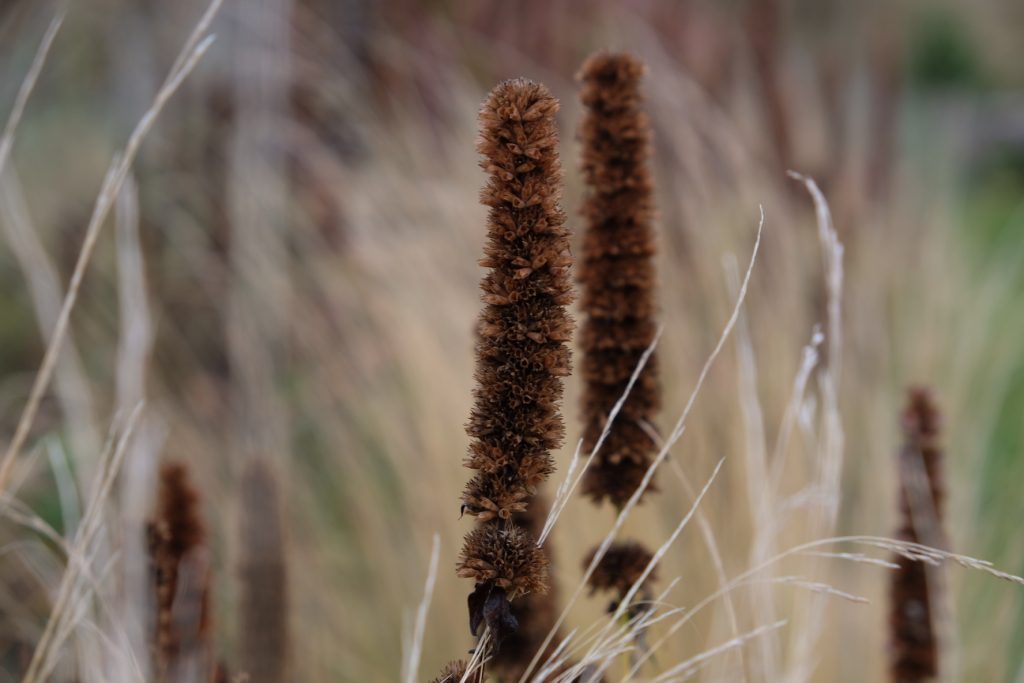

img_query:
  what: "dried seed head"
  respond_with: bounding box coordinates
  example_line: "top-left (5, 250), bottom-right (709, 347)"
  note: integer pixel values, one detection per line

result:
top-left (490, 498), bottom-right (562, 678)
top-left (458, 524), bottom-right (548, 600)
top-left (458, 77), bottom-right (573, 650)
top-left (585, 541), bottom-right (655, 598)
top-left (147, 461), bottom-right (213, 683)
top-left (890, 387), bottom-right (946, 682)
top-left (430, 660), bottom-right (482, 683)
top-left (464, 78), bottom-right (574, 513)
top-left (576, 52), bottom-right (660, 508)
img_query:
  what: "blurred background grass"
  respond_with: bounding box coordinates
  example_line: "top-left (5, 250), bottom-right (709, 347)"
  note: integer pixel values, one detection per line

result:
top-left (0, 0), bottom-right (1023, 681)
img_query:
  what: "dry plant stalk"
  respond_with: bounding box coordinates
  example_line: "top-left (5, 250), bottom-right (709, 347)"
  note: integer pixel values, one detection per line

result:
top-left (239, 458), bottom-right (289, 683)
top-left (890, 387), bottom-right (946, 682)
top-left (577, 52), bottom-right (661, 509)
top-left (146, 461), bottom-right (215, 683)
top-left (456, 78), bottom-right (574, 650)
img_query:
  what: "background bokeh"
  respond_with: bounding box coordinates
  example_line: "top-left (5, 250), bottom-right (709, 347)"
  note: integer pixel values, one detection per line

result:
top-left (1, 0), bottom-right (1023, 681)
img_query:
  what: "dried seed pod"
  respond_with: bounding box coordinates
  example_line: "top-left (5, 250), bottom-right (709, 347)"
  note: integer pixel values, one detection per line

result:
top-left (576, 52), bottom-right (660, 509)
top-left (890, 387), bottom-right (946, 682)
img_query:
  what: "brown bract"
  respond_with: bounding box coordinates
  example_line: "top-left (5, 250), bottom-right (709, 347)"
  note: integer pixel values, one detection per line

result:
top-left (890, 387), bottom-right (946, 682)
top-left (576, 52), bottom-right (660, 508)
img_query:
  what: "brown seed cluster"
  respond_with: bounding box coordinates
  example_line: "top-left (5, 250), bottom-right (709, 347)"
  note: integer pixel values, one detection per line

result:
top-left (585, 541), bottom-right (655, 599)
top-left (890, 387), bottom-right (946, 682)
top-left (489, 498), bottom-right (561, 679)
top-left (147, 462), bottom-right (214, 683)
top-left (576, 52), bottom-right (660, 509)
top-left (430, 660), bottom-right (482, 683)
top-left (457, 78), bottom-right (574, 649)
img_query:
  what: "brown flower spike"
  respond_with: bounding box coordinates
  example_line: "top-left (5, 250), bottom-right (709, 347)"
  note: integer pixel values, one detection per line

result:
top-left (576, 52), bottom-right (661, 508)
top-left (890, 387), bottom-right (947, 682)
top-left (458, 78), bottom-right (574, 650)
top-left (147, 462), bottom-right (215, 683)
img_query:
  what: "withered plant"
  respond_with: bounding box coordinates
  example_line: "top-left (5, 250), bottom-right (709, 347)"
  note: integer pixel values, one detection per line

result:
top-left (455, 77), bottom-right (574, 652)
top-left (576, 53), bottom-right (661, 629)
top-left (146, 461), bottom-right (215, 683)
top-left (576, 52), bottom-right (661, 510)
top-left (890, 387), bottom-right (947, 682)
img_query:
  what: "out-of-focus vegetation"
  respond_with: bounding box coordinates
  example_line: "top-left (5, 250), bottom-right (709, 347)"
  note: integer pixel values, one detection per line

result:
top-left (0, 0), bottom-right (1023, 681)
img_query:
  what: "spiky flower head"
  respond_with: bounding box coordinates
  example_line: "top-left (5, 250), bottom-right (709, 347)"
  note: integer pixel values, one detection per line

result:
top-left (458, 524), bottom-right (549, 599)
top-left (576, 52), bottom-right (661, 508)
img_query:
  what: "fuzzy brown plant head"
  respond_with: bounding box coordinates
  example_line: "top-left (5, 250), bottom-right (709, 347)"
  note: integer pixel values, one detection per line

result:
top-left (585, 541), bottom-right (655, 605)
top-left (457, 77), bottom-right (573, 651)
top-left (463, 77), bottom-right (574, 508)
top-left (458, 524), bottom-right (549, 600)
top-left (489, 497), bottom-right (563, 680)
top-left (890, 386), bottom-right (946, 682)
top-left (147, 461), bottom-right (213, 683)
top-left (576, 52), bottom-right (660, 509)
top-left (430, 660), bottom-right (482, 683)
top-left (458, 523), bottom-right (549, 649)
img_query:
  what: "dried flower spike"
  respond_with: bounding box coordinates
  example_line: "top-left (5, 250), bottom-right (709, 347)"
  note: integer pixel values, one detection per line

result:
top-left (576, 52), bottom-right (660, 508)
top-left (890, 387), bottom-right (947, 682)
top-left (147, 461), bottom-right (214, 683)
top-left (458, 77), bottom-right (574, 648)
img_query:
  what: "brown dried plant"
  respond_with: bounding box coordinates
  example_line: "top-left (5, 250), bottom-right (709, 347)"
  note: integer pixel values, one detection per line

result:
top-left (890, 387), bottom-right (947, 682)
top-left (575, 53), bottom-right (661, 635)
top-left (146, 461), bottom-right (215, 683)
top-left (576, 52), bottom-right (661, 510)
top-left (489, 497), bottom-right (562, 681)
top-left (456, 77), bottom-right (574, 652)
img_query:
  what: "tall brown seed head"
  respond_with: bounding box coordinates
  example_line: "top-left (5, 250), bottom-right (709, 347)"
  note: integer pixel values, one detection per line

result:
top-left (458, 77), bottom-right (574, 649)
top-left (147, 461), bottom-right (214, 683)
top-left (890, 387), bottom-right (946, 682)
top-left (576, 52), bottom-right (660, 508)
